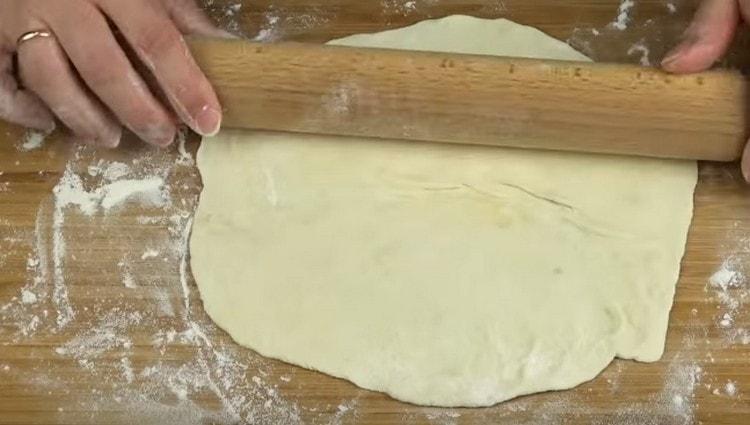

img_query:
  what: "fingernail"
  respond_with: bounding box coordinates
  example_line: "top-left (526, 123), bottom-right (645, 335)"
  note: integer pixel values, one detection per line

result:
top-left (662, 30), bottom-right (700, 69)
top-left (661, 49), bottom-right (682, 68)
top-left (44, 121), bottom-right (57, 133)
top-left (194, 105), bottom-right (222, 137)
top-left (661, 43), bottom-right (690, 69)
top-left (101, 127), bottom-right (123, 149)
top-left (154, 134), bottom-right (175, 147)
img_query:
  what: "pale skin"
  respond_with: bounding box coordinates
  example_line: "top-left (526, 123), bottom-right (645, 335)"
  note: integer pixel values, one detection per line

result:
top-left (0, 0), bottom-right (228, 148)
top-left (0, 0), bottom-right (748, 180)
top-left (661, 0), bottom-right (750, 181)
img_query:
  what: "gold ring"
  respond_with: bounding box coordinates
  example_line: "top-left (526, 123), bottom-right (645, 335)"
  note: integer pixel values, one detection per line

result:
top-left (17, 30), bottom-right (53, 48)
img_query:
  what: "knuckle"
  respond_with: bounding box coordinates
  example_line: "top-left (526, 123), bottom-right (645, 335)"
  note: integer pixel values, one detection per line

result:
top-left (135, 24), bottom-right (182, 59)
top-left (79, 60), bottom-right (122, 90)
top-left (18, 48), bottom-right (56, 90)
top-left (72, 1), bottom-right (105, 29)
top-left (125, 106), bottom-right (175, 139)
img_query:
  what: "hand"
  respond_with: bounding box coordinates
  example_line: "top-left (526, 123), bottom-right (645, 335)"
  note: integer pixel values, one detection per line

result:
top-left (0, 0), bottom-right (230, 148)
top-left (661, 0), bottom-right (750, 181)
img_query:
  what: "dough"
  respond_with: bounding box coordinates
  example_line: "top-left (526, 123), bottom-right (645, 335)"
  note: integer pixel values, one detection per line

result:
top-left (191, 15), bottom-right (697, 407)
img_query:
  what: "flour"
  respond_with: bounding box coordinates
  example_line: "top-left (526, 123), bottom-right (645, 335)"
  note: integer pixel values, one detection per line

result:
top-left (710, 259), bottom-right (743, 291)
top-left (253, 14), bottom-right (281, 42)
top-left (707, 231), bottom-right (750, 347)
top-left (1, 6), bottom-right (745, 423)
top-left (141, 248), bottom-right (160, 260)
top-left (18, 128), bottom-right (52, 151)
top-left (610, 0), bottom-right (636, 30)
top-left (726, 380), bottom-right (738, 397)
top-left (569, 1), bottom-right (653, 65)
top-left (203, 0), bottom-right (245, 35)
top-left (99, 178), bottom-right (166, 210)
top-left (382, 0), bottom-right (419, 15)
top-left (21, 289), bottom-right (38, 304)
top-left (2, 133), bottom-right (310, 423)
top-left (627, 39), bottom-right (651, 66)
top-left (87, 160), bottom-right (132, 181)
top-left (47, 160), bottom-right (168, 329)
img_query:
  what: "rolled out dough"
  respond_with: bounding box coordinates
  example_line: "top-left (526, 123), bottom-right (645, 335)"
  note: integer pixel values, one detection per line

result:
top-left (191, 15), bottom-right (697, 407)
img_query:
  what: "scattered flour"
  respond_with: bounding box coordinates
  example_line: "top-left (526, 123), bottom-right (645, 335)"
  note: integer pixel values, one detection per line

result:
top-left (141, 248), bottom-right (160, 260)
top-left (726, 381), bottom-right (738, 397)
top-left (609, 0), bottom-right (636, 30)
top-left (253, 14), bottom-right (281, 42)
top-left (18, 128), bottom-right (53, 151)
top-left (1, 4), bottom-right (746, 423)
top-left (382, 0), bottom-right (419, 15)
top-left (707, 250), bottom-right (749, 347)
top-left (627, 39), bottom-right (651, 66)
top-left (1, 132), bottom-right (308, 423)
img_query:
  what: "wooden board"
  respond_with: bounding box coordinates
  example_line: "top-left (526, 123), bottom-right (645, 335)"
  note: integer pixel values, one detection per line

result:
top-left (2, 1), bottom-right (750, 424)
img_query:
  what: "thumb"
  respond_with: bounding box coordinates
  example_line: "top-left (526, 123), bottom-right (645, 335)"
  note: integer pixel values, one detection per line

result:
top-left (164, 0), bottom-right (237, 38)
top-left (662, 0), bottom-right (739, 73)
top-left (742, 140), bottom-right (750, 183)
top-left (0, 52), bottom-right (55, 131)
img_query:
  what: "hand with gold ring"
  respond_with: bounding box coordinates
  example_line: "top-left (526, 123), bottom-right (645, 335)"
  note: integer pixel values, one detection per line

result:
top-left (0, 0), bottom-right (232, 147)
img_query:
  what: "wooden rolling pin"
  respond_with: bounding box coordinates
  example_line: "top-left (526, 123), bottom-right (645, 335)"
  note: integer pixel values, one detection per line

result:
top-left (188, 38), bottom-right (748, 162)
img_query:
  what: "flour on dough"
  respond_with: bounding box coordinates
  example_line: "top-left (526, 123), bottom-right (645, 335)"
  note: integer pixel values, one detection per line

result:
top-left (190, 15), bottom-right (697, 407)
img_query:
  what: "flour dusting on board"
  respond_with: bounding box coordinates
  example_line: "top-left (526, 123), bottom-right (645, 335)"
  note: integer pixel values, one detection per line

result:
top-left (707, 225), bottom-right (750, 347)
top-left (17, 128), bottom-right (53, 151)
top-left (0, 4), bottom-right (746, 424)
top-left (0, 122), bottom-right (313, 422)
top-left (610, 0), bottom-right (636, 30)
top-left (627, 39), bottom-right (651, 66)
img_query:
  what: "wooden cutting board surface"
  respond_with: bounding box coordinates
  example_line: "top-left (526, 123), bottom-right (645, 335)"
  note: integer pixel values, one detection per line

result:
top-left (2, 1), bottom-right (750, 424)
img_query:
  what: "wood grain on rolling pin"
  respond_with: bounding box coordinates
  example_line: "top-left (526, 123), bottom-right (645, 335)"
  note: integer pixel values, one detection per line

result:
top-left (188, 38), bottom-right (748, 161)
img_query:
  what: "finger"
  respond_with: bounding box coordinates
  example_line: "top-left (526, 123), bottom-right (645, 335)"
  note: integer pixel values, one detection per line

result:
top-left (738, 0), bottom-right (750, 26)
top-left (742, 140), bottom-right (750, 183)
top-left (662, 0), bottom-right (739, 73)
top-left (164, 0), bottom-right (236, 38)
top-left (44, 1), bottom-right (176, 146)
top-left (100, 0), bottom-right (222, 137)
top-left (0, 51), bottom-right (55, 131)
top-left (17, 33), bottom-right (121, 147)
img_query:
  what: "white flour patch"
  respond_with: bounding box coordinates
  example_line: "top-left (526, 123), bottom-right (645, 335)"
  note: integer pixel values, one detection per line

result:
top-left (21, 289), bottom-right (38, 304)
top-left (100, 177), bottom-right (166, 210)
top-left (203, 0), bottom-right (245, 35)
top-left (382, 0), bottom-right (419, 15)
top-left (154, 288), bottom-right (175, 318)
top-left (707, 234), bottom-right (749, 347)
top-left (609, 0), bottom-right (636, 30)
top-left (120, 259), bottom-right (137, 289)
top-left (323, 82), bottom-right (359, 116)
top-left (55, 310), bottom-right (140, 358)
top-left (18, 128), bottom-right (53, 151)
top-left (424, 409), bottom-right (462, 425)
top-left (141, 248), bottom-right (160, 260)
top-left (253, 14), bottom-right (281, 42)
top-left (627, 39), bottom-right (651, 66)
top-left (0, 133), bottom-right (308, 423)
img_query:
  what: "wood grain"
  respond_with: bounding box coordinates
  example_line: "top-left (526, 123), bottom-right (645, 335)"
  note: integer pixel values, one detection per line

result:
top-left (190, 38), bottom-right (748, 161)
top-left (2, 1), bottom-right (750, 424)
